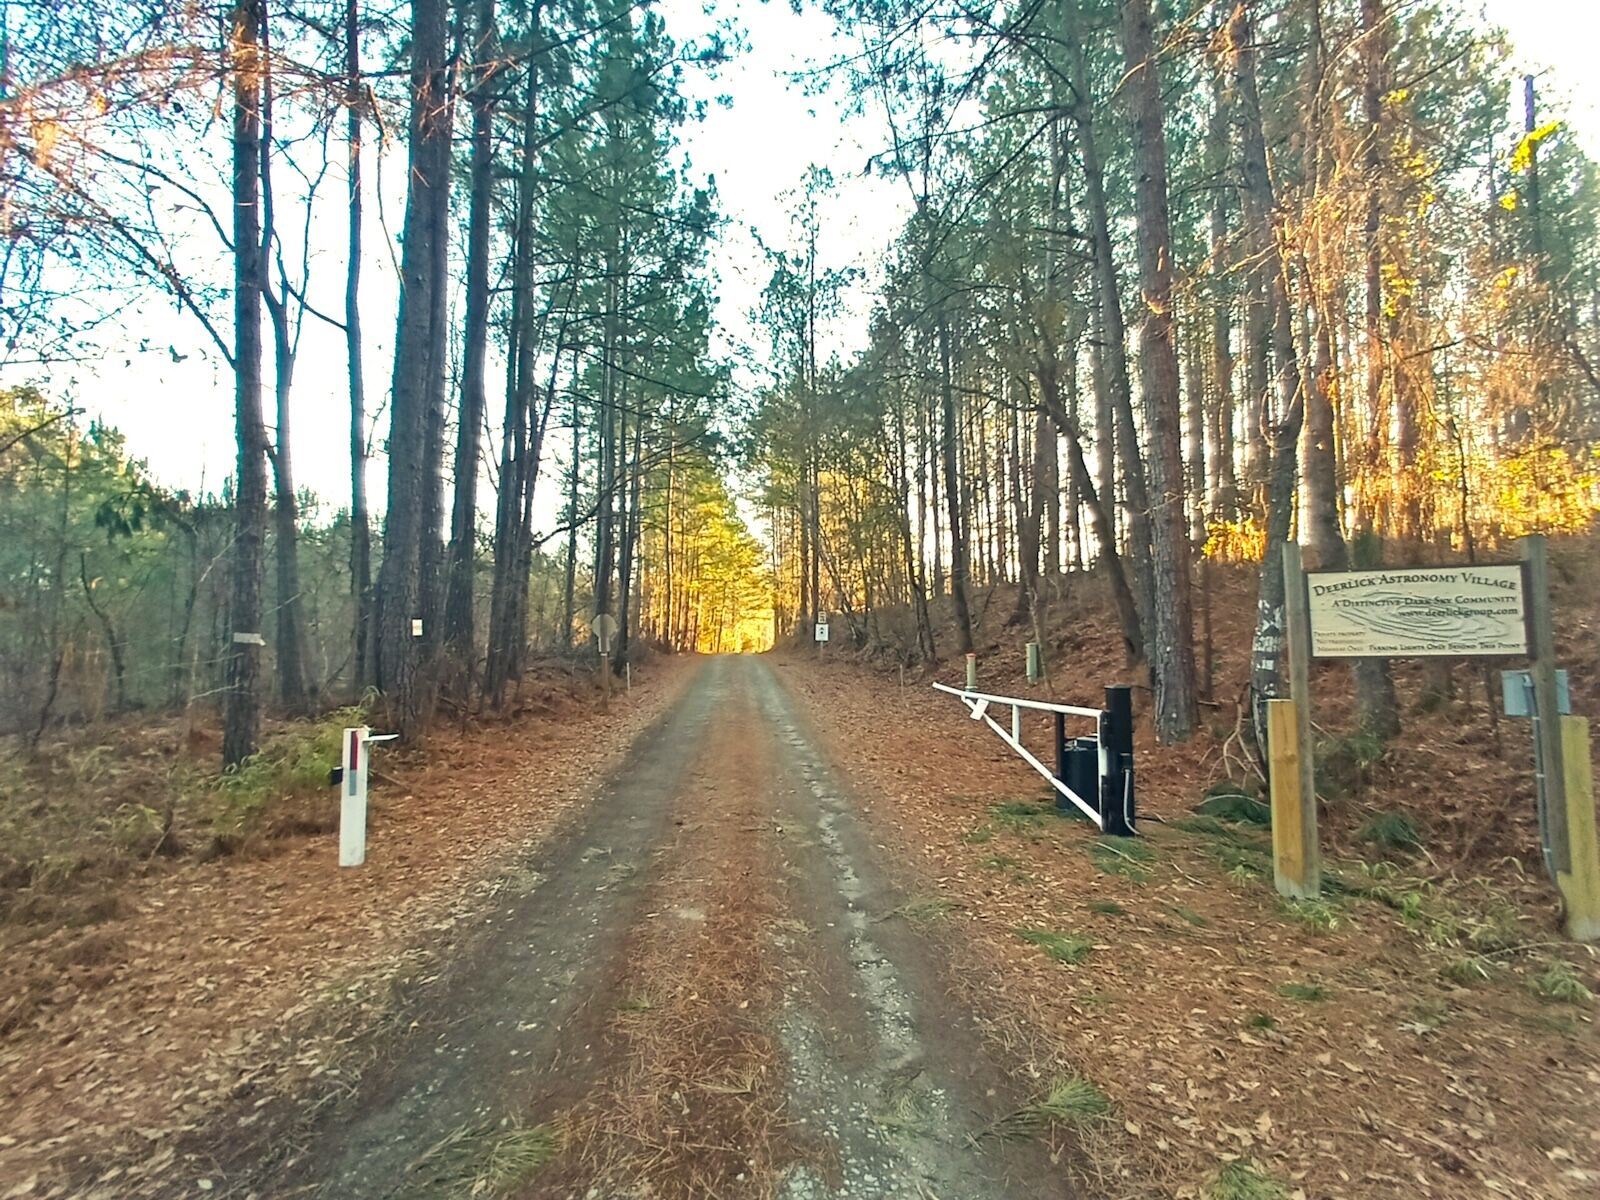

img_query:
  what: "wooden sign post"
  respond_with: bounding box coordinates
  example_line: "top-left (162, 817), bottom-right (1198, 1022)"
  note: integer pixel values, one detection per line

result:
top-left (1272, 533), bottom-right (1598, 940)
top-left (1522, 536), bottom-right (1600, 941)
top-left (1559, 716), bottom-right (1600, 941)
top-left (1272, 543), bottom-right (1321, 899)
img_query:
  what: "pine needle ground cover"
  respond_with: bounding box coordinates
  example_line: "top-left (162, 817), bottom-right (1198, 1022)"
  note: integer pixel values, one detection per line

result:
top-left (778, 563), bottom-right (1600, 1200)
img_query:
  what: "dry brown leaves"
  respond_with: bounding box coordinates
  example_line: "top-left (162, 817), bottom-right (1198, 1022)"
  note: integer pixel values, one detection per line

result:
top-left (0, 657), bottom-right (698, 1194)
top-left (775, 649), bottom-right (1600, 1200)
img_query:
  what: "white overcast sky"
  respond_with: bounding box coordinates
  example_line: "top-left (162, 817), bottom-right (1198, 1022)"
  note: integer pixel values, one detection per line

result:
top-left (24, 0), bottom-right (1600, 511)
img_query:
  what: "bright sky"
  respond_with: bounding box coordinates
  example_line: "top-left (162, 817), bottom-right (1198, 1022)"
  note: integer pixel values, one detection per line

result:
top-left (18, 0), bottom-right (1600, 511)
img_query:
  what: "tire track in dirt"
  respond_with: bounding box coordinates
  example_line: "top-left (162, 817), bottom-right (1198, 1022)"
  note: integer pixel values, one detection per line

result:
top-left (130, 657), bottom-right (1070, 1199)
top-left (219, 657), bottom-right (736, 1199)
top-left (531, 668), bottom-right (798, 1197)
top-left (749, 660), bottom-right (1068, 1200)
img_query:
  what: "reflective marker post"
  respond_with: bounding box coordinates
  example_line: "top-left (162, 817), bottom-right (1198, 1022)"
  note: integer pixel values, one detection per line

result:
top-left (339, 727), bottom-right (397, 867)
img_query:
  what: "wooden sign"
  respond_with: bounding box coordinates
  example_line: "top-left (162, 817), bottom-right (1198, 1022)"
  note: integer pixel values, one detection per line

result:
top-left (1304, 564), bottom-right (1528, 659)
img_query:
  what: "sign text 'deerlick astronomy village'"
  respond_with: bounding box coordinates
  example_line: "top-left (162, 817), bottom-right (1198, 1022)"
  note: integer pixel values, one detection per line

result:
top-left (1305, 564), bottom-right (1529, 659)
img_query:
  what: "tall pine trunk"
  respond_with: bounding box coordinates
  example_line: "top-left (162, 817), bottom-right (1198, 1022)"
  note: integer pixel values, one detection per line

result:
top-left (444, 0), bottom-right (500, 694)
top-left (222, 0), bottom-right (267, 768)
top-left (1122, 0), bottom-right (1197, 741)
top-left (258, 10), bottom-right (309, 713)
top-left (375, 0), bottom-right (452, 739)
top-left (344, 0), bottom-right (372, 697)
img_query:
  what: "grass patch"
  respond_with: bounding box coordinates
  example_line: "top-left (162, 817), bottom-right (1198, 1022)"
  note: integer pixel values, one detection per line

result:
top-left (1225, 861), bottom-right (1262, 885)
top-left (1014, 927), bottom-right (1093, 965)
top-left (1088, 899), bottom-right (1126, 916)
top-left (1245, 1012), bottom-right (1276, 1030)
top-left (1317, 731), bottom-right (1386, 799)
top-left (1168, 904), bottom-right (1209, 927)
top-left (1442, 955), bottom-right (1498, 986)
top-left (1277, 982), bottom-right (1329, 1002)
top-left (997, 1074), bottom-right (1112, 1137)
top-left (1170, 814), bottom-right (1265, 846)
top-left (1194, 790), bottom-right (1271, 827)
top-left (210, 706), bottom-right (366, 841)
top-left (885, 896), bottom-right (959, 925)
top-left (1360, 810), bottom-right (1423, 853)
top-left (961, 824), bottom-right (996, 845)
top-left (983, 854), bottom-right (1023, 871)
top-left (1089, 838), bottom-right (1154, 882)
top-left (1531, 961), bottom-right (1595, 1005)
top-left (400, 1120), bottom-right (559, 1198)
top-left (1279, 897), bottom-right (1346, 933)
top-left (988, 799), bottom-right (1078, 837)
top-left (1209, 1160), bottom-right (1288, 1200)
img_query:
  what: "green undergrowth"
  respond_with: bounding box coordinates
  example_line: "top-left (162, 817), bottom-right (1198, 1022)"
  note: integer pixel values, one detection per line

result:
top-left (1531, 961), bottom-right (1595, 1005)
top-left (1359, 809), bottom-right (1424, 853)
top-left (1277, 981), bottom-right (1330, 1002)
top-left (210, 706), bottom-right (365, 841)
top-left (1279, 896), bottom-right (1348, 933)
top-left (1014, 927), bottom-right (1093, 964)
top-left (1194, 781), bottom-right (1271, 827)
top-left (1089, 838), bottom-right (1154, 882)
top-left (3, 705), bottom-right (368, 930)
top-left (996, 1074), bottom-right (1112, 1138)
top-left (1209, 1160), bottom-right (1288, 1200)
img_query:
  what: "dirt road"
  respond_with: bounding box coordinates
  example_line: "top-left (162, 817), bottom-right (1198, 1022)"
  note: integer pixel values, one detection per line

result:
top-left (179, 657), bottom-right (1067, 1200)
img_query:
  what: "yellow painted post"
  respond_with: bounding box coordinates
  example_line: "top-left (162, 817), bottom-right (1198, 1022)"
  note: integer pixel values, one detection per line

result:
top-left (1268, 698), bottom-right (1319, 899)
top-left (1557, 716), bottom-right (1600, 942)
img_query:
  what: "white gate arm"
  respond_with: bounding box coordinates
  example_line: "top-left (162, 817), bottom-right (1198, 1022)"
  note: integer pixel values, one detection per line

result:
top-left (932, 683), bottom-right (1104, 825)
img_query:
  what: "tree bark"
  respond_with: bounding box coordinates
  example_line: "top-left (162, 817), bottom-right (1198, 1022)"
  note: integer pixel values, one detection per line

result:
top-left (1121, 0), bottom-right (1197, 741)
top-left (443, 0), bottom-right (500, 693)
top-left (258, 8), bottom-right (309, 713)
top-left (1064, 21), bottom-right (1155, 635)
top-left (345, 0), bottom-right (372, 698)
top-left (222, 0), bottom-right (267, 768)
top-left (374, 0), bottom-right (452, 740)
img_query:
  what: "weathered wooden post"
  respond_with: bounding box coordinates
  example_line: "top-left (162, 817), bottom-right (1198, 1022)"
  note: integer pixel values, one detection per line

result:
top-left (1559, 717), bottom-right (1600, 941)
top-left (1272, 543), bottom-right (1321, 898)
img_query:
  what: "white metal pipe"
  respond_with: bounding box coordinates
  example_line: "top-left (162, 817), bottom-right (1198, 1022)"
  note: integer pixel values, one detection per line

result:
top-left (961, 697), bottom-right (1102, 825)
top-left (931, 681), bottom-right (1101, 720)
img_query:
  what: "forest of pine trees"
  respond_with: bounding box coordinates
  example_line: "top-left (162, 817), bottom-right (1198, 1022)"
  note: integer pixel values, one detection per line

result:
top-left (1, 0), bottom-right (1596, 762)
top-left (750, 0), bottom-right (1600, 744)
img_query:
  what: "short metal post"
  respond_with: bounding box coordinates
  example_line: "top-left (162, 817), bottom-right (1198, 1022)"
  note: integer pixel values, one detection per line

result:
top-left (1100, 686), bottom-right (1136, 836)
top-left (965, 652), bottom-right (977, 690)
top-left (1026, 641), bottom-right (1041, 683)
top-left (1053, 711), bottom-right (1068, 806)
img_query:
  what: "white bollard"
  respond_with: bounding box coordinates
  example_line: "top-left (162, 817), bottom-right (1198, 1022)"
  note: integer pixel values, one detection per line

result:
top-left (340, 727), bottom-right (397, 867)
top-left (340, 726), bottom-right (369, 867)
